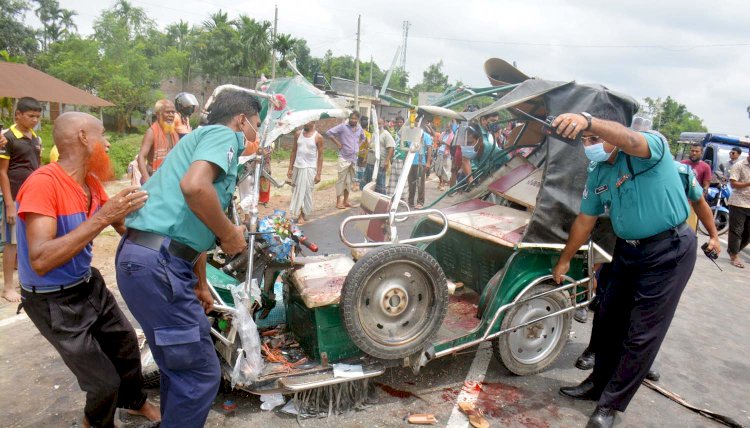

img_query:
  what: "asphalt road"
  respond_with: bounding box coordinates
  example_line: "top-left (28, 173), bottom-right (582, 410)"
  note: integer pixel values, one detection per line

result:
top-left (1, 193), bottom-right (748, 427)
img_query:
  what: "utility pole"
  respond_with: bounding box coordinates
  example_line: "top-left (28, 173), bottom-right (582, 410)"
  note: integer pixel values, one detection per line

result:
top-left (271, 5), bottom-right (278, 79)
top-left (369, 55), bottom-right (373, 85)
top-left (354, 14), bottom-right (361, 111)
top-left (400, 21), bottom-right (410, 72)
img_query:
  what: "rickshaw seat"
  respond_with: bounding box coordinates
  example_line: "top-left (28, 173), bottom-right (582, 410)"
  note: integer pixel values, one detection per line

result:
top-left (487, 160), bottom-right (541, 209)
top-left (428, 199), bottom-right (530, 247)
top-left (289, 254), bottom-right (355, 308)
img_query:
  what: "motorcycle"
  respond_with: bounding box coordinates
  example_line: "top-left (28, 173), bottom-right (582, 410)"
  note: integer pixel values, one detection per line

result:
top-left (699, 176), bottom-right (731, 236)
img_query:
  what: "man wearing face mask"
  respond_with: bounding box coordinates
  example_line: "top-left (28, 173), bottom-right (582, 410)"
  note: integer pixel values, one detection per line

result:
top-left (115, 90), bottom-right (258, 428)
top-left (459, 122), bottom-right (504, 186)
top-left (550, 108), bottom-right (721, 428)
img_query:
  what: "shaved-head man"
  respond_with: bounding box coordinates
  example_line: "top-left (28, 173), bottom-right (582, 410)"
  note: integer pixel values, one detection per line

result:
top-left (16, 112), bottom-right (159, 428)
top-left (137, 99), bottom-right (179, 183)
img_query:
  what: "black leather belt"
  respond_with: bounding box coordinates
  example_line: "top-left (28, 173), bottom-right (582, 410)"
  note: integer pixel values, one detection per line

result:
top-left (126, 229), bottom-right (200, 264)
top-left (623, 223), bottom-right (689, 247)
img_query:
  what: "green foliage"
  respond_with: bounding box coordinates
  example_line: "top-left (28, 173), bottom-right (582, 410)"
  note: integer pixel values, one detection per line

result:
top-left (35, 36), bottom-right (101, 91)
top-left (0, 0), bottom-right (39, 58)
top-left (106, 132), bottom-right (141, 178)
top-left (412, 60), bottom-right (449, 94)
top-left (33, 0), bottom-right (77, 51)
top-left (643, 96), bottom-right (707, 147)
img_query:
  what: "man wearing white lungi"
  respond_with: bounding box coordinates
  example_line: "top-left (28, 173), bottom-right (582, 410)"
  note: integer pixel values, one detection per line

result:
top-left (287, 121), bottom-right (323, 223)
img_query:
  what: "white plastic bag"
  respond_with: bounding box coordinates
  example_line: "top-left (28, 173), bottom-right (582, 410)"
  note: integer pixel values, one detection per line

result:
top-left (230, 287), bottom-right (264, 387)
top-left (259, 393), bottom-right (286, 410)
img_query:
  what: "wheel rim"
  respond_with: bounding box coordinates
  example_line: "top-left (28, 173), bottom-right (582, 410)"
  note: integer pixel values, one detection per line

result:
top-left (506, 295), bottom-right (564, 365)
top-left (716, 212), bottom-right (729, 231)
top-left (356, 260), bottom-right (434, 347)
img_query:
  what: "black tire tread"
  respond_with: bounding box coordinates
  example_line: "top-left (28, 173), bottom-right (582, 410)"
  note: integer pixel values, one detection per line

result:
top-left (340, 244), bottom-right (449, 360)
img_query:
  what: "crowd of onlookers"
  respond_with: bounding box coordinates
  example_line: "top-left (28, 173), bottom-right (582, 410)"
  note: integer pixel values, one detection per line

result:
top-left (285, 109), bottom-right (524, 221)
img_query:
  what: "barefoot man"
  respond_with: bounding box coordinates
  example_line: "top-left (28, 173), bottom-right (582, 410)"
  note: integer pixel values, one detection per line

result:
top-left (16, 112), bottom-right (159, 428)
top-left (1, 97), bottom-right (43, 302)
top-left (326, 111), bottom-right (365, 209)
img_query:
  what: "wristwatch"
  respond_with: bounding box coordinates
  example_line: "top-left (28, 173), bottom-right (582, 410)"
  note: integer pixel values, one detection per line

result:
top-left (580, 112), bottom-right (592, 131)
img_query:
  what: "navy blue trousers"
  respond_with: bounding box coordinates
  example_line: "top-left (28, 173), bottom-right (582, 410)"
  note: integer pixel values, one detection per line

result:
top-left (116, 237), bottom-right (220, 428)
top-left (363, 163), bottom-right (388, 194)
top-left (592, 227), bottom-right (696, 411)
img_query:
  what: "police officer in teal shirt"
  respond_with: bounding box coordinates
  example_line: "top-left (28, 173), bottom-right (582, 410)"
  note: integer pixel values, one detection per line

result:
top-left (116, 90), bottom-right (260, 428)
top-left (549, 109), bottom-right (721, 428)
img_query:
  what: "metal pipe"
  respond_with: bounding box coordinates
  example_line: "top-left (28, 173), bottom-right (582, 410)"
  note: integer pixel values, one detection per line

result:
top-left (212, 304), bottom-right (237, 315)
top-left (339, 209), bottom-right (449, 248)
top-left (211, 327), bottom-right (235, 347)
top-left (434, 275), bottom-right (587, 358)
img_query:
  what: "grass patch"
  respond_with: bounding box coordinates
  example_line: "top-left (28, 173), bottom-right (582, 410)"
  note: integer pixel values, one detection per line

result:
top-left (33, 120), bottom-right (141, 179)
top-left (271, 147), bottom-right (339, 162)
top-left (316, 178), bottom-right (337, 191)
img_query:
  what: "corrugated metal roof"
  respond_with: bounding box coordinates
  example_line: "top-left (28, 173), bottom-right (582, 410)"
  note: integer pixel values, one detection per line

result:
top-left (0, 62), bottom-right (114, 107)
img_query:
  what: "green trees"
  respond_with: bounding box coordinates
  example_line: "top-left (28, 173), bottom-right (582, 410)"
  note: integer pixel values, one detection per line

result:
top-left (412, 60), bottom-right (449, 94)
top-left (33, 0), bottom-right (77, 51)
top-left (235, 15), bottom-right (272, 78)
top-left (0, 0), bottom-right (39, 57)
top-left (643, 96), bottom-right (707, 144)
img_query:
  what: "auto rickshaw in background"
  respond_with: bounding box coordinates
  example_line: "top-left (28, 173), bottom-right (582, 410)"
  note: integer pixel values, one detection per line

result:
top-left (141, 59), bottom-right (638, 416)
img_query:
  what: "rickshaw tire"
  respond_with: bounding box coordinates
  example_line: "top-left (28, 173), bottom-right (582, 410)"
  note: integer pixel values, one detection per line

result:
top-left (340, 244), bottom-right (449, 360)
top-left (140, 340), bottom-right (161, 388)
top-left (491, 283), bottom-right (572, 376)
top-left (142, 367), bottom-right (161, 389)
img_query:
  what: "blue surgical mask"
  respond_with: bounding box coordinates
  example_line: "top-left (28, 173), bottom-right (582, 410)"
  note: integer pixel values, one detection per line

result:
top-left (462, 144), bottom-right (478, 160)
top-left (584, 143), bottom-right (613, 162)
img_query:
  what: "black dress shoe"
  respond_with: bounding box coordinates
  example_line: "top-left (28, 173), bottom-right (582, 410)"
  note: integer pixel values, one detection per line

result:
top-left (586, 406), bottom-right (615, 428)
top-left (645, 368), bottom-right (660, 382)
top-left (559, 377), bottom-right (599, 401)
top-left (576, 348), bottom-right (595, 370)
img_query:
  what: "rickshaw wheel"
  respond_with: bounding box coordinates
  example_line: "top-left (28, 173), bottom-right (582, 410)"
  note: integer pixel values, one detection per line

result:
top-left (340, 244), bottom-right (448, 360)
top-left (492, 283), bottom-right (572, 376)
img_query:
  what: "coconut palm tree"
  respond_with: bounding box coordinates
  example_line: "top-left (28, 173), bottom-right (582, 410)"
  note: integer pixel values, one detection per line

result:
top-left (234, 15), bottom-right (272, 78)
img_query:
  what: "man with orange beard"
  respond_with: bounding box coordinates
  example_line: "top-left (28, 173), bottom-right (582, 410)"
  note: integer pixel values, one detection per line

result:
top-left (16, 112), bottom-right (160, 428)
top-left (137, 99), bottom-right (179, 183)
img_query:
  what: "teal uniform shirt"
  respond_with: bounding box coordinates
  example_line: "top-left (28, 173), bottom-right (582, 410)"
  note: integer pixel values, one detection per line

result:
top-left (126, 125), bottom-right (246, 252)
top-left (470, 137), bottom-right (505, 172)
top-left (580, 132), bottom-right (700, 240)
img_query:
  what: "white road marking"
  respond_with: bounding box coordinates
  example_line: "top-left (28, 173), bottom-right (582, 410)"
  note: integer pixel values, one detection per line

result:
top-left (445, 342), bottom-right (493, 428)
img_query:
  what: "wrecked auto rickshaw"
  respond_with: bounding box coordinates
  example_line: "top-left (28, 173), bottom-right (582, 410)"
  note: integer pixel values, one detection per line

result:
top-left (142, 62), bottom-right (636, 415)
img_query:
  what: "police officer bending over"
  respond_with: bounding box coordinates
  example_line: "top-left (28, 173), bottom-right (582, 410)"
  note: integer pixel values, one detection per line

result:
top-left (550, 108), bottom-right (721, 428)
top-left (116, 89), bottom-right (258, 428)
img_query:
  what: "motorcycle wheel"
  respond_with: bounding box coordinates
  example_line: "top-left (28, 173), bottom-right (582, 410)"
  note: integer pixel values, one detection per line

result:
top-left (698, 209), bottom-right (730, 236)
top-left (340, 244), bottom-right (448, 360)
